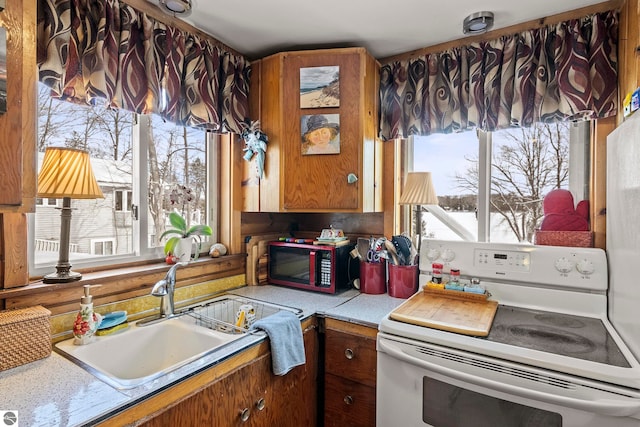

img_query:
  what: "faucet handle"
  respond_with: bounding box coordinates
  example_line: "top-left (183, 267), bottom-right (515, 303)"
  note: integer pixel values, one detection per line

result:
top-left (151, 279), bottom-right (168, 296)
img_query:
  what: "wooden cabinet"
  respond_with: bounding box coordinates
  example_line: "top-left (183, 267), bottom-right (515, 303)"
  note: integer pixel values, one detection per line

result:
top-left (99, 318), bottom-right (318, 427)
top-left (245, 47), bottom-right (382, 213)
top-left (323, 318), bottom-right (378, 427)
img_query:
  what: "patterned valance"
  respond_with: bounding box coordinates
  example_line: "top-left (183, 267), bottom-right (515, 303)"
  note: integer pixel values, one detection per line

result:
top-left (379, 10), bottom-right (618, 140)
top-left (37, 0), bottom-right (250, 133)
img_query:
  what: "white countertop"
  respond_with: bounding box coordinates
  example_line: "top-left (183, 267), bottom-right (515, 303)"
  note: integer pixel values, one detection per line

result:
top-left (0, 285), bottom-right (406, 427)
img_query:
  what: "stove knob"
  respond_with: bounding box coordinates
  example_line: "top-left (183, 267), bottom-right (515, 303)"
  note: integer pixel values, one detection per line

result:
top-left (425, 248), bottom-right (440, 261)
top-left (576, 259), bottom-right (595, 275)
top-left (554, 257), bottom-right (574, 273)
top-left (441, 249), bottom-right (455, 263)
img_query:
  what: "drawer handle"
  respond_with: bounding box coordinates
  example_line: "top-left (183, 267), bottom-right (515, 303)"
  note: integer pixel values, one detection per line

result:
top-left (240, 408), bottom-right (251, 422)
top-left (344, 348), bottom-right (354, 360)
top-left (344, 395), bottom-right (354, 405)
top-left (256, 397), bottom-right (266, 411)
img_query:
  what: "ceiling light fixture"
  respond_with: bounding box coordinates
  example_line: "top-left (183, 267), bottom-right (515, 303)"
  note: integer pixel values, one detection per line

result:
top-left (159, 0), bottom-right (192, 17)
top-left (463, 11), bottom-right (494, 35)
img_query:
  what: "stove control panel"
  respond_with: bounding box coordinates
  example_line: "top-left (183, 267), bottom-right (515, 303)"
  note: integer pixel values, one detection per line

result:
top-left (419, 239), bottom-right (608, 291)
top-left (474, 249), bottom-right (530, 272)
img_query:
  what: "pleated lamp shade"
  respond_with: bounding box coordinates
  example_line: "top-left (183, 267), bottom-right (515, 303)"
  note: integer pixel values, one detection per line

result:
top-left (37, 147), bottom-right (104, 199)
top-left (399, 172), bottom-right (438, 205)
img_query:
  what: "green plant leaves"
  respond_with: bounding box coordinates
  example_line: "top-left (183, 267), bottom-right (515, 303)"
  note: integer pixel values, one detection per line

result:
top-left (159, 212), bottom-right (213, 255)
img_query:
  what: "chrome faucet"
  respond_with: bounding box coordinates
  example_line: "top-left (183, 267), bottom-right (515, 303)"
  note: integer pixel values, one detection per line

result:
top-left (151, 262), bottom-right (189, 318)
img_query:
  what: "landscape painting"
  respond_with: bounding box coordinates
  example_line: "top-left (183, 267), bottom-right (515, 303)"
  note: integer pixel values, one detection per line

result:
top-left (300, 66), bottom-right (339, 108)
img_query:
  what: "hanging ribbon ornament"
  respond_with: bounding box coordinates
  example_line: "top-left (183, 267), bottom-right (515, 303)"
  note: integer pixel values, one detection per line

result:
top-left (241, 120), bottom-right (268, 179)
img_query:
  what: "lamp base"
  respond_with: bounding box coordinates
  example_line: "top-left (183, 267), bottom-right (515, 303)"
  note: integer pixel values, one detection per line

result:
top-left (42, 270), bottom-right (82, 284)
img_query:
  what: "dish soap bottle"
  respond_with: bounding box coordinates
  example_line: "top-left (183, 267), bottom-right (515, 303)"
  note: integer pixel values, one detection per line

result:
top-left (73, 285), bottom-right (102, 345)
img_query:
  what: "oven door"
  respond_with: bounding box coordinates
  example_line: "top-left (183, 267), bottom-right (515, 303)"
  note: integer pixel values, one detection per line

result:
top-left (377, 334), bottom-right (640, 427)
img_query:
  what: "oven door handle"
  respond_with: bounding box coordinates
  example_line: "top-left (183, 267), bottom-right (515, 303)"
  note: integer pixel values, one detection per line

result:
top-left (378, 338), bottom-right (640, 417)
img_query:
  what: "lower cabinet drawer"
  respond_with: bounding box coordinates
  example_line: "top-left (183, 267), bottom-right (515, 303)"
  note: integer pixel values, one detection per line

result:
top-left (324, 328), bottom-right (377, 387)
top-left (324, 373), bottom-right (375, 427)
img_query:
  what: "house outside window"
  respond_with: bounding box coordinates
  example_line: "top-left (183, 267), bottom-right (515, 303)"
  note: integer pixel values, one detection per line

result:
top-left (29, 82), bottom-right (217, 274)
top-left (410, 121), bottom-right (589, 243)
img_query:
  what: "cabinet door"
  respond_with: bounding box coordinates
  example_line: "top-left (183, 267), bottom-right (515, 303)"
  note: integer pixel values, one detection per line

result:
top-left (281, 51), bottom-right (364, 211)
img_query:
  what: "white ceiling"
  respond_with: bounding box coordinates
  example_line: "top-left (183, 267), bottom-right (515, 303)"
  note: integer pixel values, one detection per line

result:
top-left (155, 0), bottom-right (608, 60)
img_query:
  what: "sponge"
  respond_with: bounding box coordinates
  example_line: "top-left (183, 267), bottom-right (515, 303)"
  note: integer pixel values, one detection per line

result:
top-left (96, 322), bottom-right (129, 336)
top-left (98, 310), bottom-right (128, 330)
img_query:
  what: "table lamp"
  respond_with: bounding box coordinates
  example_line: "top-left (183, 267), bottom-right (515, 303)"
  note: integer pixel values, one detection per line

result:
top-left (399, 172), bottom-right (439, 252)
top-left (37, 147), bottom-right (104, 283)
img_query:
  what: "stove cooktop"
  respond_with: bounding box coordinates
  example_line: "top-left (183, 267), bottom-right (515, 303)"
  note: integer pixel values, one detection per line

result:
top-left (487, 305), bottom-right (630, 367)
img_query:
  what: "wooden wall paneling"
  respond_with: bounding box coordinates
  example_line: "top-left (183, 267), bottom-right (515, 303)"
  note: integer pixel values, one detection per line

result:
top-left (0, 255), bottom-right (245, 314)
top-left (243, 59), bottom-right (262, 212)
top-left (240, 212), bottom-right (296, 236)
top-left (1, 213), bottom-right (28, 288)
top-left (592, 117), bottom-right (615, 249)
top-left (291, 212), bottom-right (384, 236)
top-left (258, 54), bottom-right (283, 212)
top-left (361, 53), bottom-right (380, 213)
top-left (219, 133), bottom-right (244, 255)
top-left (619, 0), bottom-right (640, 126)
top-left (0, 0), bottom-right (37, 211)
top-left (383, 139), bottom-right (402, 238)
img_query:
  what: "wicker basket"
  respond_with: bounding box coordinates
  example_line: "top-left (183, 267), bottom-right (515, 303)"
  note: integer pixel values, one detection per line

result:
top-left (534, 230), bottom-right (593, 248)
top-left (0, 305), bottom-right (51, 371)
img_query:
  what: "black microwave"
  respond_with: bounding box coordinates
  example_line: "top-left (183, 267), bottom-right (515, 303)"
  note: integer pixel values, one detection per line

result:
top-left (267, 241), bottom-right (356, 294)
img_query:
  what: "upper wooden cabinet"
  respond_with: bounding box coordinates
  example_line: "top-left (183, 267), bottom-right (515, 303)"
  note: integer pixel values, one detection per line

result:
top-left (245, 47), bottom-right (382, 213)
top-left (0, 0), bottom-right (36, 212)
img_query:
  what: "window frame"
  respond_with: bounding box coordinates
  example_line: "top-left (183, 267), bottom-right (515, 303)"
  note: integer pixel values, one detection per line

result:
top-left (28, 113), bottom-right (219, 277)
top-left (406, 121), bottom-right (590, 243)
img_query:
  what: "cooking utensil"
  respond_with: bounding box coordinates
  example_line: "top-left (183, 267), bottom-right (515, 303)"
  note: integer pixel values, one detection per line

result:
top-left (392, 235), bottom-right (412, 265)
top-left (358, 238), bottom-right (372, 263)
top-left (384, 239), bottom-right (400, 265)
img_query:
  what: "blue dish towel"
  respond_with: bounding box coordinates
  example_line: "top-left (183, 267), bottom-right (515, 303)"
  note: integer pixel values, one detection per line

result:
top-left (251, 311), bottom-right (306, 375)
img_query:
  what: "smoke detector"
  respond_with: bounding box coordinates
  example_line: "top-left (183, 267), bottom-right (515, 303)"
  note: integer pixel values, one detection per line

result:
top-left (463, 11), bottom-right (494, 35)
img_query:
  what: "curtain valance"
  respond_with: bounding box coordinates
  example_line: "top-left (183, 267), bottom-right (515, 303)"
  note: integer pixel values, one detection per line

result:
top-left (379, 10), bottom-right (618, 140)
top-left (37, 0), bottom-right (250, 133)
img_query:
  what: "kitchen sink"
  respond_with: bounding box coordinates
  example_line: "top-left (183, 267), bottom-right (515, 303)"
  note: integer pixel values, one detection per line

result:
top-left (54, 294), bottom-right (302, 389)
top-left (55, 314), bottom-right (243, 389)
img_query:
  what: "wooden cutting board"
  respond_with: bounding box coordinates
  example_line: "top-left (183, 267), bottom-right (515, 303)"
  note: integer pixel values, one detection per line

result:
top-left (390, 290), bottom-right (498, 336)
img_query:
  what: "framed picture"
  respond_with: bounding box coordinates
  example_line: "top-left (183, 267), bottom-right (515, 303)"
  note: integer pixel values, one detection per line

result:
top-left (301, 114), bottom-right (340, 155)
top-left (300, 66), bottom-right (339, 108)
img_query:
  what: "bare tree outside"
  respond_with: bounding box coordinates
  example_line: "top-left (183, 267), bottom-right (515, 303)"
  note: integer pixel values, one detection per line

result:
top-left (455, 122), bottom-right (570, 242)
top-left (36, 82), bottom-right (208, 259)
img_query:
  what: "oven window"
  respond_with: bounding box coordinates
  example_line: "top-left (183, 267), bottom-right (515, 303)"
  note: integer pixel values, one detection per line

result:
top-left (423, 377), bottom-right (562, 426)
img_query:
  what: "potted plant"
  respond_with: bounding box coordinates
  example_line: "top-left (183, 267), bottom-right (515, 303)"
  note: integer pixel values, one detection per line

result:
top-left (160, 212), bottom-right (213, 262)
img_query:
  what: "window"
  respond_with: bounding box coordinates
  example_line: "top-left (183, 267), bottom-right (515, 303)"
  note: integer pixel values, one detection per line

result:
top-left (29, 83), bottom-right (218, 275)
top-left (410, 121), bottom-right (588, 243)
top-left (91, 239), bottom-right (115, 256)
top-left (115, 190), bottom-right (132, 212)
top-left (36, 198), bottom-right (59, 207)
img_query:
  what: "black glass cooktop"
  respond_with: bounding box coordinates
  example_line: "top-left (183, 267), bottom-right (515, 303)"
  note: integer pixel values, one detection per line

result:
top-left (487, 305), bottom-right (630, 367)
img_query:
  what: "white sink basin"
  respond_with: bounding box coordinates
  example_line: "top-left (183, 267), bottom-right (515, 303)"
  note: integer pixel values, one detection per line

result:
top-left (55, 314), bottom-right (243, 389)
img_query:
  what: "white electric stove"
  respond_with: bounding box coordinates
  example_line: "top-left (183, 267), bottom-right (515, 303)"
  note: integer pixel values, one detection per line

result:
top-left (377, 239), bottom-right (640, 427)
